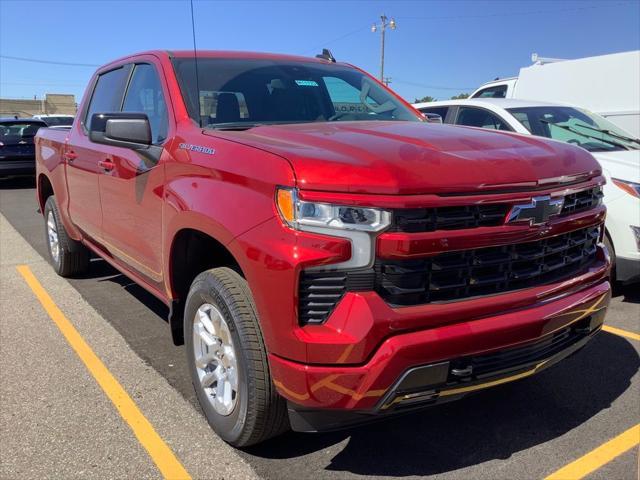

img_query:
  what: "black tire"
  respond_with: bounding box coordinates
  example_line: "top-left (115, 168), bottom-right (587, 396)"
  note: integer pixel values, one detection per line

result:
top-left (184, 267), bottom-right (289, 447)
top-left (43, 196), bottom-right (89, 277)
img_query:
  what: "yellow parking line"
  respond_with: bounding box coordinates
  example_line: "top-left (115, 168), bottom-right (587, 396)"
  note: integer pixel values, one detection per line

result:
top-left (602, 325), bottom-right (640, 341)
top-left (16, 265), bottom-right (191, 480)
top-left (545, 424), bottom-right (640, 480)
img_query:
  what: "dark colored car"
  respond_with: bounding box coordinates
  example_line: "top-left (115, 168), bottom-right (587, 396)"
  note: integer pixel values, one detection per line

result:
top-left (0, 118), bottom-right (47, 176)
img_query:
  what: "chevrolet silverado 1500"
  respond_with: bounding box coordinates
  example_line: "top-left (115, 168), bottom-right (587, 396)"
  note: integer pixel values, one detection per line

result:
top-left (35, 50), bottom-right (611, 446)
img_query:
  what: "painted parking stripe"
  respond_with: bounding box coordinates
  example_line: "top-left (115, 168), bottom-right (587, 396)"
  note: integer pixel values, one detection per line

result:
top-left (544, 423), bottom-right (640, 480)
top-left (602, 325), bottom-right (640, 341)
top-left (16, 265), bottom-right (191, 480)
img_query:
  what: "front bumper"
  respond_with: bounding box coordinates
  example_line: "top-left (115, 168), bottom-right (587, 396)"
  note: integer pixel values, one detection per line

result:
top-left (271, 279), bottom-right (610, 431)
top-left (0, 159), bottom-right (35, 176)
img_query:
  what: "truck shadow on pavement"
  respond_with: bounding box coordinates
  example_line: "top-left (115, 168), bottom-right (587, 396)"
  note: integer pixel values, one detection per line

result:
top-left (245, 332), bottom-right (638, 477)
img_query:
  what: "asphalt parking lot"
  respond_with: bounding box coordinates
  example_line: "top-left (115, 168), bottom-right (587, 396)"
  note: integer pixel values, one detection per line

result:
top-left (1, 176), bottom-right (638, 480)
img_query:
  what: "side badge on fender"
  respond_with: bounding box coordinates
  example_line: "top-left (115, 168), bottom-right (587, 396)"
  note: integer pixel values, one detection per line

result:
top-left (179, 143), bottom-right (215, 155)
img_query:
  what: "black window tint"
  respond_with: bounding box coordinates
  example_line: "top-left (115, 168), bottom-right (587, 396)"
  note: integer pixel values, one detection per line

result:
top-left (418, 106), bottom-right (449, 119)
top-left (172, 58), bottom-right (420, 126)
top-left (122, 64), bottom-right (169, 144)
top-left (85, 66), bottom-right (130, 130)
top-left (456, 107), bottom-right (511, 131)
top-left (472, 85), bottom-right (507, 99)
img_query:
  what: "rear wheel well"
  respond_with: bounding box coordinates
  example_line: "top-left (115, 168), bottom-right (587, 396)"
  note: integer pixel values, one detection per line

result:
top-left (38, 174), bottom-right (54, 212)
top-left (168, 229), bottom-right (243, 344)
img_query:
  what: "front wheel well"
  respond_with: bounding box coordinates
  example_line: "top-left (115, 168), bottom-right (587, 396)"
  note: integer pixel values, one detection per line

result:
top-left (38, 174), bottom-right (54, 213)
top-left (168, 229), bottom-right (244, 344)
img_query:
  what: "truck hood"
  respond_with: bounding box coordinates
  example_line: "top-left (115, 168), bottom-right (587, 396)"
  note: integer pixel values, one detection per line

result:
top-left (591, 149), bottom-right (640, 183)
top-left (207, 121), bottom-right (601, 195)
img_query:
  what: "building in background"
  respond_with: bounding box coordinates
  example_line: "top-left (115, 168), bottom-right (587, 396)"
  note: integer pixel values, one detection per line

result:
top-left (0, 93), bottom-right (76, 118)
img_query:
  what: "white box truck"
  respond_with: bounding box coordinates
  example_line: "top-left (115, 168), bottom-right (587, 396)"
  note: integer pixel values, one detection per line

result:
top-left (471, 51), bottom-right (640, 137)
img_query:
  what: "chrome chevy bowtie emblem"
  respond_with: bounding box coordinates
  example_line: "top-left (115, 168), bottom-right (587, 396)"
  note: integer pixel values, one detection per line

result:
top-left (507, 195), bottom-right (564, 225)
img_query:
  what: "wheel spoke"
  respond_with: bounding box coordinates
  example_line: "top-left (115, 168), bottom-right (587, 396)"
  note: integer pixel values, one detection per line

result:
top-left (196, 324), bottom-right (218, 348)
top-left (200, 371), bottom-right (216, 388)
top-left (209, 308), bottom-right (223, 336)
top-left (223, 380), bottom-right (232, 405)
top-left (226, 366), bottom-right (237, 389)
top-left (221, 345), bottom-right (235, 366)
top-left (195, 351), bottom-right (217, 369)
top-left (216, 378), bottom-right (225, 400)
top-left (198, 307), bottom-right (216, 335)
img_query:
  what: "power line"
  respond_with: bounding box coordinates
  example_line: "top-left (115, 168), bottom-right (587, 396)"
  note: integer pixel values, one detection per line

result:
top-left (300, 25), bottom-right (371, 55)
top-left (393, 79), bottom-right (474, 91)
top-left (299, 2), bottom-right (630, 56)
top-left (396, 2), bottom-right (629, 21)
top-left (0, 55), bottom-right (99, 67)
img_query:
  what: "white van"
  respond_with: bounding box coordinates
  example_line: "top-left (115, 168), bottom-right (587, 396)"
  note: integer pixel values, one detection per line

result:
top-left (471, 51), bottom-right (640, 137)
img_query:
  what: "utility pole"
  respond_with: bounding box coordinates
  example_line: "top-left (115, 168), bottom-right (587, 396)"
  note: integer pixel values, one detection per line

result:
top-left (371, 15), bottom-right (396, 82)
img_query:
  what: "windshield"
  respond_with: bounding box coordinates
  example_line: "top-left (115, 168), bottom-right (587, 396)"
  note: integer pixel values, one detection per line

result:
top-left (40, 116), bottom-right (74, 126)
top-left (506, 106), bottom-right (639, 152)
top-left (172, 58), bottom-right (420, 129)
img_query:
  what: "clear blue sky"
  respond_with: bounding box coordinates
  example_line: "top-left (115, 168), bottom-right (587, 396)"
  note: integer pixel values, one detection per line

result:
top-left (1, 0), bottom-right (639, 104)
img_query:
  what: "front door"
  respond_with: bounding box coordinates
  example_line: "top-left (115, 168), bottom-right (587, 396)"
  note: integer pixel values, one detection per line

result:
top-left (99, 62), bottom-right (170, 288)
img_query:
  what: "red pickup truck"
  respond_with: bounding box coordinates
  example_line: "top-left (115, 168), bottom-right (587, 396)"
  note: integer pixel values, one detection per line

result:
top-left (35, 50), bottom-right (610, 446)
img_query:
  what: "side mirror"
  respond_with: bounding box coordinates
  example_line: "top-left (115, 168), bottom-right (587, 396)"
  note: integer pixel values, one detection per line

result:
top-left (89, 113), bottom-right (152, 149)
top-left (422, 112), bottom-right (443, 124)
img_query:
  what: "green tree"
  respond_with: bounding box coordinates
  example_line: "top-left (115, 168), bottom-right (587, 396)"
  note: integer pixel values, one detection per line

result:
top-left (414, 95), bottom-right (436, 103)
top-left (450, 93), bottom-right (470, 99)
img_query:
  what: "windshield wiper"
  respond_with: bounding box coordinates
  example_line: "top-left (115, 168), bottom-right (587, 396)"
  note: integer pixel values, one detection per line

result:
top-left (208, 122), bottom-right (264, 131)
top-left (572, 123), bottom-right (640, 145)
top-left (539, 119), bottom-right (632, 151)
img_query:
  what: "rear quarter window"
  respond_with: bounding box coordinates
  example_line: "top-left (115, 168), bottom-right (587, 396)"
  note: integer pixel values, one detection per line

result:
top-left (471, 85), bottom-right (507, 99)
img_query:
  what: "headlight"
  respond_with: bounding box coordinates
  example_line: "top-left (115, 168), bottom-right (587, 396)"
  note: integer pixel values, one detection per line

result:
top-left (612, 178), bottom-right (640, 198)
top-left (276, 187), bottom-right (391, 232)
top-left (276, 187), bottom-right (391, 269)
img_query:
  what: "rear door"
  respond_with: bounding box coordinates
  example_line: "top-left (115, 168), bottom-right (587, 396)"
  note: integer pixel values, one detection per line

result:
top-left (65, 65), bottom-right (131, 241)
top-left (98, 61), bottom-right (170, 286)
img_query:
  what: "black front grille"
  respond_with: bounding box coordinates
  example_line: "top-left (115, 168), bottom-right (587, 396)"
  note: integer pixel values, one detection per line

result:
top-left (298, 270), bottom-right (375, 325)
top-left (451, 317), bottom-right (593, 381)
top-left (376, 225), bottom-right (600, 306)
top-left (389, 186), bottom-right (602, 233)
top-left (561, 186), bottom-right (603, 215)
top-left (390, 204), bottom-right (509, 233)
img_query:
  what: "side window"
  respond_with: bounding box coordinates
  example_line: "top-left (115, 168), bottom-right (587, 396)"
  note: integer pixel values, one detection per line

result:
top-left (510, 111), bottom-right (533, 132)
top-left (418, 106), bottom-right (449, 121)
top-left (84, 66), bottom-right (130, 130)
top-left (122, 64), bottom-right (169, 144)
top-left (472, 85), bottom-right (507, 99)
top-left (456, 107), bottom-right (511, 131)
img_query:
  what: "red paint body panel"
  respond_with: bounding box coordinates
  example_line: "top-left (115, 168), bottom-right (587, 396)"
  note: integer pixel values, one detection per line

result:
top-left (34, 50), bottom-right (611, 417)
top-left (269, 280), bottom-right (610, 409)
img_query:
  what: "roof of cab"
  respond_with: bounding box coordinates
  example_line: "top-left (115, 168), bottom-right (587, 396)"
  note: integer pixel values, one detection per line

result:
top-left (98, 49), bottom-right (344, 70)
